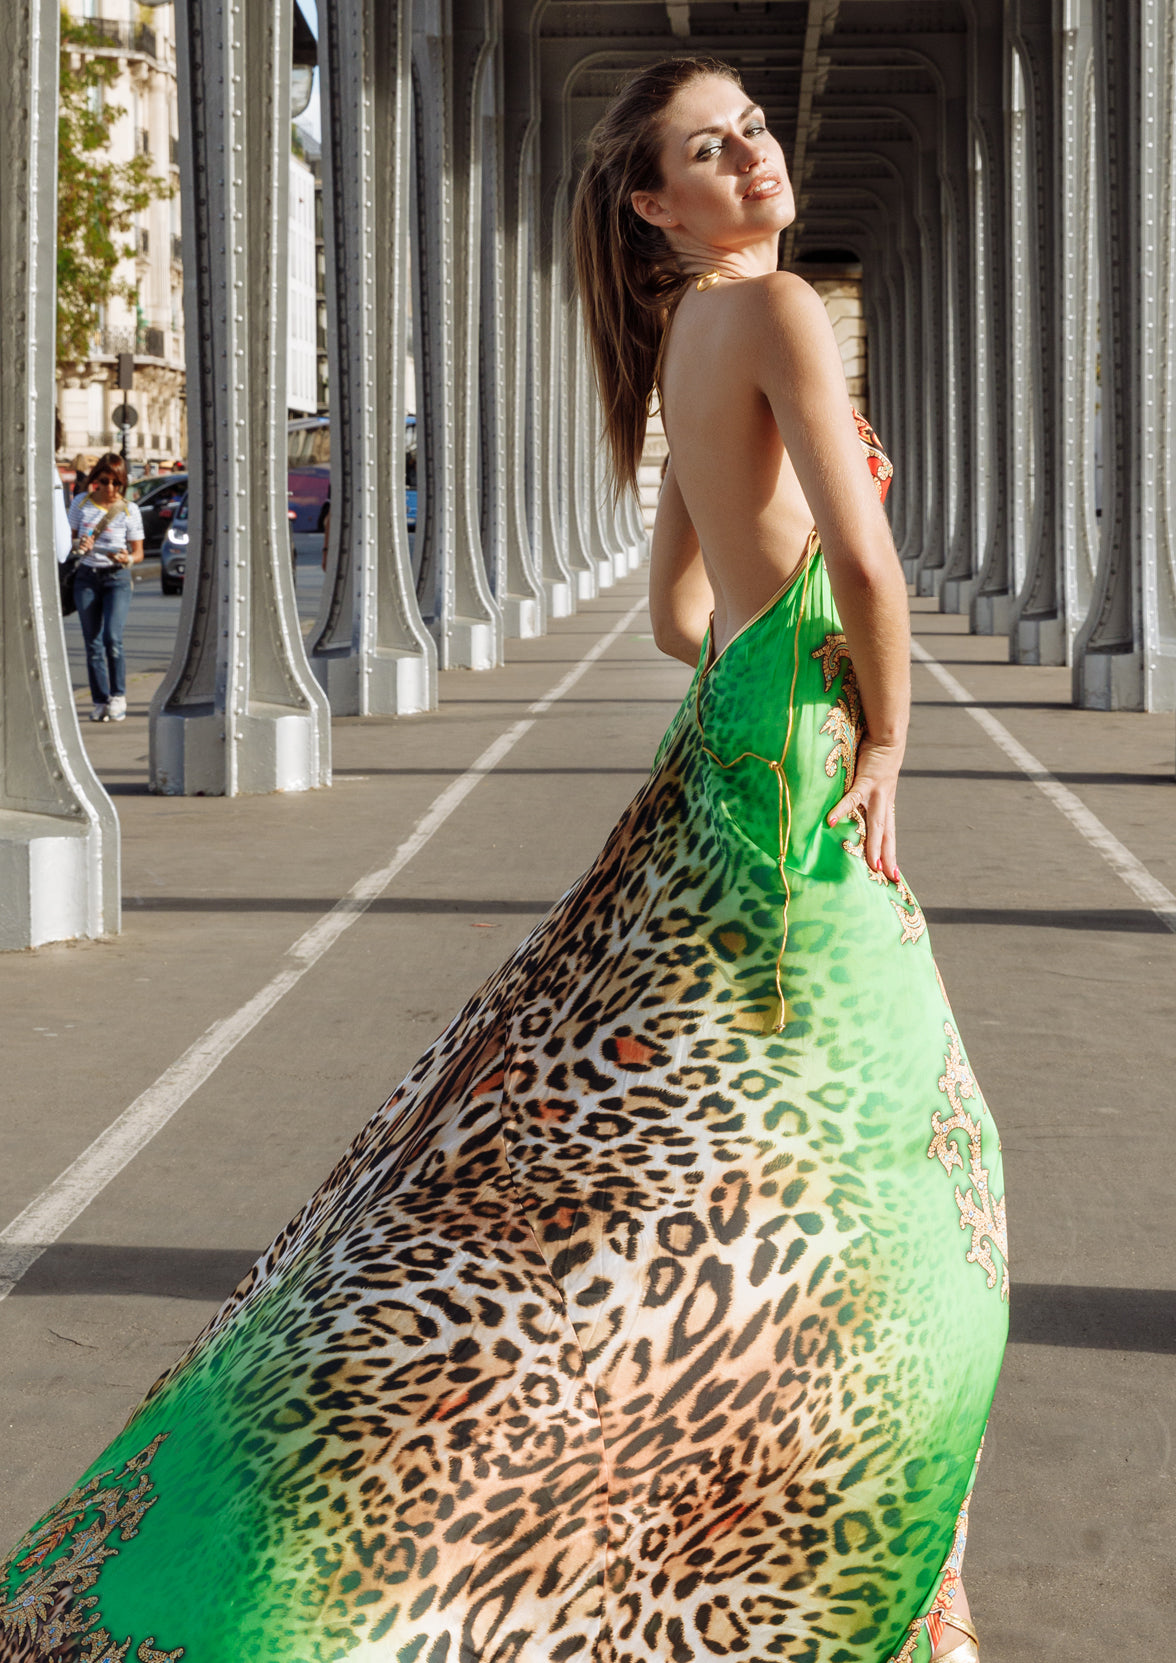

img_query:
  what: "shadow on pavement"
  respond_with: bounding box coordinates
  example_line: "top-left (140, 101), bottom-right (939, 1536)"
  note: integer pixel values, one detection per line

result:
top-left (921, 906), bottom-right (1169, 934)
top-left (13, 1247), bottom-right (1176, 1355)
top-left (122, 895), bottom-right (557, 914)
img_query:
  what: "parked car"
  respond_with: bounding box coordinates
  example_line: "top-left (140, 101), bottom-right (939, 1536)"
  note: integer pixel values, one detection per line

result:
top-left (128, 472), bottom-right (188, 557)
top-left (287, 415), bottom-right (417, 535)
top-left (160, 492), bottom-right (188, 594)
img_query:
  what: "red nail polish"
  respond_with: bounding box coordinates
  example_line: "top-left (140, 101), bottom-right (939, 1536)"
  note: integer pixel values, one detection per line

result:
top-left (892, 866), bottom-right (900, 882)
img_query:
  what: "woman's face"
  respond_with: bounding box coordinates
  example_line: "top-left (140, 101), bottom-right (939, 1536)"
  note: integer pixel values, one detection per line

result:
top-left (89, 473), bottom-right (118, 502)
top-left (631, 75), bottom-right (794, 257)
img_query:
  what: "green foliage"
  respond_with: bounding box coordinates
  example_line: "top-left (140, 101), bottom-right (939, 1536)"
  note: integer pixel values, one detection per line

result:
top-left (56, 8), bottom-right (173, 362)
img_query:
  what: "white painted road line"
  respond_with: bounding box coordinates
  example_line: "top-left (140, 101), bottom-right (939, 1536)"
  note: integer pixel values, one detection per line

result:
top-left (912, 638), bottom-right (1176, 932)
top-left (0, 596), bottom-right (650, 1303)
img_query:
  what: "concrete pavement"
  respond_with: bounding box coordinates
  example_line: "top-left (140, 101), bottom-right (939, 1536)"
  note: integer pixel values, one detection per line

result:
top-left (2, 570), bottom-right (1174, 1656)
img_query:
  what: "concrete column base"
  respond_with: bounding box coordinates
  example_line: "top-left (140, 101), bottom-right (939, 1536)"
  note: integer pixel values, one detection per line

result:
top-left (1012, 615), bottom-right (1067, 667)
top-left (151, 705), bottom-right (326, 797)
top-left (0, 813), bottom-right (105, 949)
top-left (501, 595), bottom-right (544, 640)
top-left (447, 618), bottom-right (501, 672)
top-left (311, 648), bottom-right (435, 717)
top-left (916, 564), bottom-right (945, 599)
top-left (1074, 648), bottom-right (1175, 713)
top-left (545, 579), bottom-right (574, 619)
top-left (594, 557), bottom-right (614, 590)
top-left (941, 575), bottom-right (980, 615)
top-left (574, 568), bottom-right (598, 603)
top-left (971, 591), bottom-right (1012, 636)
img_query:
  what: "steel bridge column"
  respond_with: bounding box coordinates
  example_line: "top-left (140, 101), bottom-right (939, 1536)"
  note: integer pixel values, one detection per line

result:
top-left (569, 303), bottom-right (612, 593)
top-left (1007, 0), bottom-right (1099, 666)
top-left (559, 283), bottom-right (600, 600)
top-left (411, 0), bottom-right (503, 670)
top-left (909, 132), bottom-right (948, 595)
top-left (933, 79), bottom-right (976, 605)
top-left (0, 0), bottom-right (120, 947)
top-left (894, 194), bottom-right (924, 574)
top-left (495, 22), bottom-right (546, 638)
top-left (308, 0), bottom-right (437, 715)
top-left (961, 10), bottom-right (1017, 630)
top-left (151, 0), bottom-right (331, 795)
top-left (1073, 0), bottom-right (1176, 712)
top-left (942, 115), bottom-right (997, 613)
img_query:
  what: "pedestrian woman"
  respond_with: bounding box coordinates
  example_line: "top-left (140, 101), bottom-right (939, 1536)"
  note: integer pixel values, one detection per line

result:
top-left (0, 60), bottom-right (1006, 1663)
top-left (68, 451), bottom-right (144, 722)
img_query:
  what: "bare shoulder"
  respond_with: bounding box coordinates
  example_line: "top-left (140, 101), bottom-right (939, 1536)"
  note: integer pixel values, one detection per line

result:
top-left (738, 269), bottom-right (830, 330)
top-left (736, 272), bottom-right (845, 398)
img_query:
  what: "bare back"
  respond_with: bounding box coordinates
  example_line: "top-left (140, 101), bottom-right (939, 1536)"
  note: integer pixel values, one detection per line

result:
top-left (658, 274), bottom-right (832, 655)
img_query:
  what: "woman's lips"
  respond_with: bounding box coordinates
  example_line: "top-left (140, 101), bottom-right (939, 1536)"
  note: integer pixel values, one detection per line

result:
top-left (743, 176), bottom-right (783, 202)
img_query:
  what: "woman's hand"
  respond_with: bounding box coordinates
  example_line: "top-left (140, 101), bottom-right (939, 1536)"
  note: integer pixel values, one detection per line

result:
top-left (78, 534), bottom-right (94, 554)
top-left (827, 736), bottom-right (904, 883)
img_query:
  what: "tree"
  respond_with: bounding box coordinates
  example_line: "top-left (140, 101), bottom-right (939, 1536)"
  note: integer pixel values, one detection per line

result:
top-left (56, 8), bottom-right (173, 363)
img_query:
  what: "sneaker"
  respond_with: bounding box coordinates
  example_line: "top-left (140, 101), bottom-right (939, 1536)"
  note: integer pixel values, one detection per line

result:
top-left (89, 702), bottom-right (109, 722)
top-left (107, 695), bottom-right (127, 722)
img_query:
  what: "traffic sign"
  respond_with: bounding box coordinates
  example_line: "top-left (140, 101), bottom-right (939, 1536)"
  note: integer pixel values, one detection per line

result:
top-left (111, 404), bottom-right (139, 429)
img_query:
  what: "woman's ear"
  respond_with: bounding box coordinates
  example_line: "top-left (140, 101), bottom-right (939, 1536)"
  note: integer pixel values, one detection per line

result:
top-left (630, 189), bottom-right (672, 229)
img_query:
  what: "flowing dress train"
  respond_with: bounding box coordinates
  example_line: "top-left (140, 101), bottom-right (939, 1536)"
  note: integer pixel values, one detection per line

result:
top-left (1, 412), bottom-right (1008, 1663)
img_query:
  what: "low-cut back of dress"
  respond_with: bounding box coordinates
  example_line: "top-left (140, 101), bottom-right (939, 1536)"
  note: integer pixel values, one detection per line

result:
top-left (1, 411), bottom-right (1008, 1663)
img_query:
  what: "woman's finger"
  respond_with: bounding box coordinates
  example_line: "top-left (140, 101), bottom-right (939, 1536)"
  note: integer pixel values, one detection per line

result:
top-left (863, 794), bottom-right (886, 874)
top-left (826, 788), bottom-right (859, 828)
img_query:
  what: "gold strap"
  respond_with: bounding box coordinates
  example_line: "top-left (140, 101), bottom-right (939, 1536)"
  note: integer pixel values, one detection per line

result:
top-left (933, 1609), bottom-right (980, 1662)
top-left (933, 1640), bottom-right (979, 1663)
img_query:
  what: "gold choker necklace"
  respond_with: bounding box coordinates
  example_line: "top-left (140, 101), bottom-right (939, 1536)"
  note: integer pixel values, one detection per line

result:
top-left (695, 270), bottom-right (721, 291)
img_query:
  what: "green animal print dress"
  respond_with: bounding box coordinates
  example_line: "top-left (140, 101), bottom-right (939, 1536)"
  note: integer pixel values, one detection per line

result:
top-left (1, 410), bottom-right (1008, 1663)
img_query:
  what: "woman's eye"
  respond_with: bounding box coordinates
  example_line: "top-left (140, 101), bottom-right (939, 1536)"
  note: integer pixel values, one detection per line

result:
top-left (746, 124), bottom-right (766, 136)
top-left (696, 143), bottom-right (720, 160)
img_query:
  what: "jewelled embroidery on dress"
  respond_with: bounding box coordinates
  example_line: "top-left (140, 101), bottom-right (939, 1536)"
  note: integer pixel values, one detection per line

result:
top-left (814, 632), bottom-right (928, 942)
top-left (928, 1024), bottom-right (1010, 1300)
top-left (0, 1435), bottom-right (184, 1662)
top-left (813, 632), bottom-right (861, 787)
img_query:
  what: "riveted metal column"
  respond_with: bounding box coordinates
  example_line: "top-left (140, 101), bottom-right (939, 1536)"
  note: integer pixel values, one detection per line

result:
top-left (567, 302), bottom-right (610, 594)
top-left (1008, 0), bottom-right (1099, 665)
top-left (536, 89), bottom-right (577, 616)
top-left (959, 9), bottom-right (1017, 627)
top-left (411, 0), bottom-right (502, 670)
top-left (590, 389), bottom-right (636, 580)
top-left (894, 192), bottom-right (924, 572)
top-left (930, 75), bottom-right (976, 603)
top-left (1073, 0), bottom-right (1176, 711)
top-left (151, 0), bottom-right (331, 795)
top-left (308, 0), bottom-right (437, 715)
top-left (942, 117), bottom-right (998, 613)
top-left (491, 25), bottom-right (545, 638)
top-left (0, 0), bottom-right (119, 946)
top-left (908, 132), bottom-right (949, 594)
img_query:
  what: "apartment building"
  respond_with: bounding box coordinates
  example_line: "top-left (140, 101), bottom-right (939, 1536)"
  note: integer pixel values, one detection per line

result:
top-left (56, 0), bottom-right (327, 474)
top-left (56, 1), bottom-right (187, 469)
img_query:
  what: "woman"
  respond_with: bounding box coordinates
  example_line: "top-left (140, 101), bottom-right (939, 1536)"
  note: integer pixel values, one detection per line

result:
top-left (68, 452), bottom-right (145, 722)
top-left (0, 61), bottom-right (1006, 1663)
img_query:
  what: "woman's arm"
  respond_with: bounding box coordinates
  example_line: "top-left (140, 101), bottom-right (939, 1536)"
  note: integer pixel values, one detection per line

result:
top-left (751, 272), bottom-right (910, 882)
top-left (125, 539), bottom-right (145, 565)
top-left (648, 457), bottom-right (714, 667)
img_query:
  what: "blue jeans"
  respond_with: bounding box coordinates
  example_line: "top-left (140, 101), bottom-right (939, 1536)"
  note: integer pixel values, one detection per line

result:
top-left (74, 565), bottom-right (133, 702)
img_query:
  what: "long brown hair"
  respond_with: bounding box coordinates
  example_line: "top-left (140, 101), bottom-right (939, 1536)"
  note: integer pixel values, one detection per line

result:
top-left (570, 56), bottom-right (744, 499)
